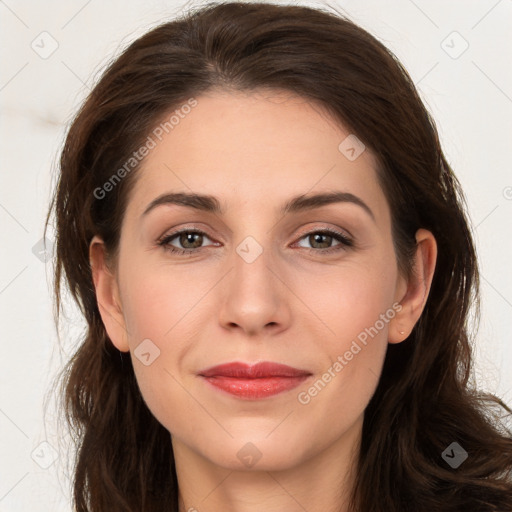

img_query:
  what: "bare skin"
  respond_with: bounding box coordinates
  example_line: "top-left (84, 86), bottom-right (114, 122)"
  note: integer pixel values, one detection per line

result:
top-left (89, 89), bottom-right (437, 512)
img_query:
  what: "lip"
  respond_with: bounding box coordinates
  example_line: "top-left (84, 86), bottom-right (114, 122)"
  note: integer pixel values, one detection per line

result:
top-left (199, 361), bottom-right (311, 378)
top-left (198, 361), bottom-right (312, 400)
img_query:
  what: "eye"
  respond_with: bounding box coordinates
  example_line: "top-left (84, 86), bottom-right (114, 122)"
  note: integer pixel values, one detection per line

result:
top-left (294, 228), bottom-right (353, 254)
top-left (157, 229), bottom-right (215, 255)
top-left (157, 227), bottom-right (354, 256)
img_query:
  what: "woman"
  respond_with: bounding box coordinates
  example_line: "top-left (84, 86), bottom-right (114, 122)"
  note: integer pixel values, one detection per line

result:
top-left (45, 1), bottom-right (512, 510)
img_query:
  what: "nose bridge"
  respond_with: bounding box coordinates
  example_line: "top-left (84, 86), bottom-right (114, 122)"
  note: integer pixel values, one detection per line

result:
top-left (225, 197), bottom-right (276, 273)
top-left (219, 192), bottom-right (285, 286)
top-left (231, 230), bottom-right (275, 294)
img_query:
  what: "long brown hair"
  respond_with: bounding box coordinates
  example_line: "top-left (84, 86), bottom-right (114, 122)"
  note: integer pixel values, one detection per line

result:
top-left (45, 2), bottom-right (512, 510)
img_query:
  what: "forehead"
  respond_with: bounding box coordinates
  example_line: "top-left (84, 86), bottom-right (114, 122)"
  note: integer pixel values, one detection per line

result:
top-left (125, 89), bottom-right (388, 222)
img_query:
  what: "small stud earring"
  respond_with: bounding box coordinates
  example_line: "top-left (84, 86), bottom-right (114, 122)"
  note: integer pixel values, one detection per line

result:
top-left (399, 330), bottom-right (405, 335)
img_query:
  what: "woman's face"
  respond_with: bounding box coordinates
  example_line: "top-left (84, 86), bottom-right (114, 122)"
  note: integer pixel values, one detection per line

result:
top-left (91, 89), bottom-right (431, 472)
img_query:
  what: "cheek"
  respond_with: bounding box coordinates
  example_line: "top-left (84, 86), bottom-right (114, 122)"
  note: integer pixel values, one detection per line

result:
top-left (117, 266), bottom-right (193, 431)
top-left (119, 260), bottom-right (203, 342)
top-left (298, 250), bottom-right (398, 348)
top-left (121, 274), bottom-right (169, 342)
top-left (291, 254), bottom-right (397, 413)
top-left (117, 262), bottom-right (212, 421)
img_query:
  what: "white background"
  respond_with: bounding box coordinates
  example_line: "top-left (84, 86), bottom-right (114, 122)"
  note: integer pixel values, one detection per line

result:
top-left (1, 0), bottom-right (511, 509)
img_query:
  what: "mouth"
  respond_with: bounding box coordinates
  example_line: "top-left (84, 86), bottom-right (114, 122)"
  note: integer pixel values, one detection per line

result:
top-left (198, 361), bottom-right (312, 400)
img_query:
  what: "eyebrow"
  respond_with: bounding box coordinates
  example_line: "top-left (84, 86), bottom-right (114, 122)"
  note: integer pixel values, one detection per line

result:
top-left (141, 191), bottom-right (375, 222)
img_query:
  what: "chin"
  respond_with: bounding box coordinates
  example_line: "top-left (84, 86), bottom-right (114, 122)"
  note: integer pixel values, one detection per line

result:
top-left (202, 438), bottom-right (306, 472)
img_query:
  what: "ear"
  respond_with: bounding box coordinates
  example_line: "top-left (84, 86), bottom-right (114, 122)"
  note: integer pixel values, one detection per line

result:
top-left (89, 235), bottom-right (130, 352)
top-left (388, 228), bottom-right (437, 344)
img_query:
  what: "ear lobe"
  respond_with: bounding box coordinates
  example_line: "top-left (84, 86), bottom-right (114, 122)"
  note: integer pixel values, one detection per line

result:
top-left (89, 235), bottom-right (130, 352)
top-left (388, 228), bottom-right (437, 344)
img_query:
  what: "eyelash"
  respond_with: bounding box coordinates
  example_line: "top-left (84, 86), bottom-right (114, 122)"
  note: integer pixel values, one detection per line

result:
top-left (157, 227), bottom-right (354, 256)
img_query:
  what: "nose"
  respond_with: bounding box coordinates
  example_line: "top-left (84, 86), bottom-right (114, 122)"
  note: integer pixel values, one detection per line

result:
top-left (217, 236), bottom-right (291, 338)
